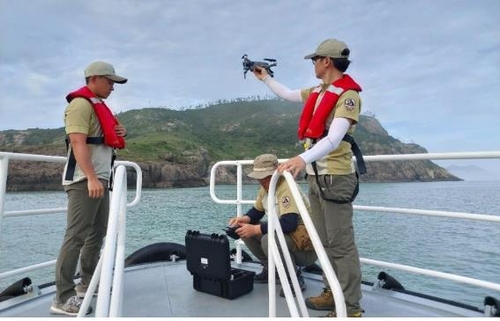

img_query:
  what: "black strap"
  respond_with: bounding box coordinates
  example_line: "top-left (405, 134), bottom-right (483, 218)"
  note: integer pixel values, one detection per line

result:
top-left (308, 134), bottom-right (365, 204)
top-left (108, 152), bottom-right (117, 191)
top-left (340, 135), bottom-right (366, 175)
top-left (311, 161), bottom-right (359, 204)
top-left (64, 136), bottom-right (105, 181)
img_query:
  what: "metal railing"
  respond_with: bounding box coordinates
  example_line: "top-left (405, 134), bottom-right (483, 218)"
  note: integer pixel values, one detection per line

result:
top-left (210, 159), bottom-right (347, 317)
top-left (209, 150), bottom-right (500, 317)
top-left (0, 152), bottom-right (143, 317)
top-left (78, 165), bottom-right (131, 317)
top-left (267, 171), bottom-right (346, 317)
top-left (355, 151), bottom-right (500, 293)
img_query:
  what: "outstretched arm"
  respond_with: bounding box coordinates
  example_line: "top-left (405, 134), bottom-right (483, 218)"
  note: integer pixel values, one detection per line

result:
top-left (253, 66), bottom-right (302, 103)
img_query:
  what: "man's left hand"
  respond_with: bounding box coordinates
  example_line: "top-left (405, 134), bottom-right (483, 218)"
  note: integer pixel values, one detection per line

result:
top-left (115, 124), bottom-right (127, 137)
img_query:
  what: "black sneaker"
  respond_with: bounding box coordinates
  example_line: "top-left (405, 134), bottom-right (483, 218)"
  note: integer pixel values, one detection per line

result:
top-left (279, 274), bottom-right (306, 298)
top-left (254, 267), bottom-right (280, 284)
top-left (254, 269), bottom-right (268, 283)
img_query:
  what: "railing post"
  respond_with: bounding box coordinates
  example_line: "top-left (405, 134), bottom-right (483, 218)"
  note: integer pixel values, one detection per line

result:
top-left (95, 165), bottom-right (127, 317)
top-left (110, 172), bottom-right (128, 317)
top-left (235, 162), bottom-right (243, 264)
top-left (0, 156), bottom-right (9, 236)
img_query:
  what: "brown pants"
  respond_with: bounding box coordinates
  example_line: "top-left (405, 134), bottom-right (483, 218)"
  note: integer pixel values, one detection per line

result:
top-left (307, 173), bottom-right (362, 314)
top-left (55, 179), bottom-right (109, 303)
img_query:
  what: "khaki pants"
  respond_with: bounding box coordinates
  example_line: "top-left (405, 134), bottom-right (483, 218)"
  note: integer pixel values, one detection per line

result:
top-left (243, 230), bottom-right (317, 275)
top-left (55, 179), bottom-right (109, 303)
top-left (307, 173), bottom-right (362, 314)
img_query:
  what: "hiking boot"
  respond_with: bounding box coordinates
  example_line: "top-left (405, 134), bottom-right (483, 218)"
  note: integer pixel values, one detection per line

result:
top-left (322, 310), bottom-right (363, 317)
top-left (305, 287), bottom-right (335, 310)
top-left (279, 274), bottom-right (306, 298)
top-left (75, 283), bottom-right (99, 298)
top-left (49, 296), bottom-right (92, 316)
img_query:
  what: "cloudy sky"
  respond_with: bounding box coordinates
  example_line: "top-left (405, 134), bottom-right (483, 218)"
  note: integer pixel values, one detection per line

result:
top-left (1, 0), bottom-right (499, 174)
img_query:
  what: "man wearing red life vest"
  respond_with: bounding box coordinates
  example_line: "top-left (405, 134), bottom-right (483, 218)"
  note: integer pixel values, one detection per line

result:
top-left (252, 39), bottom-right (363, 317)
top-left (50, 61), bottom-right (127, 316)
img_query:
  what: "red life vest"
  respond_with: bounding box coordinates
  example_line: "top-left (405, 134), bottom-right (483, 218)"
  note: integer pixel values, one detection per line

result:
top-left (66, 86), bottom-right (125, 149)
top-left (298, 74), bottom-right (362, 140)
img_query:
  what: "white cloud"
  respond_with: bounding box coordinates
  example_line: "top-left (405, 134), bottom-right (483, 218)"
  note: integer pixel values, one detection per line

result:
top-left (0, 0), bottom-right (499, 162)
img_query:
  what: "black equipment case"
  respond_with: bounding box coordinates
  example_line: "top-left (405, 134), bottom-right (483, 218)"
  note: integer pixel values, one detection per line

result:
top-left (185, 230), bottom-right (255, 300)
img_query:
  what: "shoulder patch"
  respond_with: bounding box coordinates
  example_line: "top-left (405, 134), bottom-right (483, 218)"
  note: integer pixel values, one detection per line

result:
top-left (281, 196), bottom-right (291, 208)
top-left (344, 98), bottom-right (356, 111)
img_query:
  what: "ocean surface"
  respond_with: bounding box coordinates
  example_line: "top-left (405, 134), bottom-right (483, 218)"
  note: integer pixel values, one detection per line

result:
top-left (1, 180), bottom-right (499, 309)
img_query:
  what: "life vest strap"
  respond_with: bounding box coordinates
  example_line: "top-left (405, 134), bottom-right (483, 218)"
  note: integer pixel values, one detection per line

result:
top-left (64, 136), bottom-right (105, 181)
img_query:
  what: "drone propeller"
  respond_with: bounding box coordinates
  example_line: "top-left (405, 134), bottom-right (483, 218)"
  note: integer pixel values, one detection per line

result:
top-left (264, 58), bottom-right (276, 62)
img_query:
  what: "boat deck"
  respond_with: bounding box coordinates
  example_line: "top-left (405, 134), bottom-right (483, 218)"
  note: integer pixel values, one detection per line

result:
top-left (0, 261), bottom-right (484, 318)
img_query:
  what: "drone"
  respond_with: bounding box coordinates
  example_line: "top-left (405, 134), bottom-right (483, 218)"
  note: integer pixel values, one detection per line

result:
top-left (241, 54), bottom-right (277, 79)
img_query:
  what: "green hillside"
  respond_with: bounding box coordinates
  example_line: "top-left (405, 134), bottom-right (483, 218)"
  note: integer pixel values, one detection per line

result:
top-left (117, 99), bottom-right (305, 162)
top-left (0, 98), bottom-right (460, 190)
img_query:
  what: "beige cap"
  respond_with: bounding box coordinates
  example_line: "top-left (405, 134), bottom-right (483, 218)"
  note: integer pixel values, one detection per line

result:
top-left (84, 61), bottom-right (128, 84)
top-left (304, 38), bottom-right (349, 59)
top-left (247, 154), bottom-right (278, 179)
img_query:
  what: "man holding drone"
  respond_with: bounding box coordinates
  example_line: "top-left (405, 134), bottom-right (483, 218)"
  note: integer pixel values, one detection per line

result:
top-left (250, 38), bottom-right (364, 318)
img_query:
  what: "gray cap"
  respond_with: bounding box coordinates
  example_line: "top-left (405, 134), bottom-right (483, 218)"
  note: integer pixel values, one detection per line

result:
top-left (84, 61), bottom-right (128, 84)
top-left (304, 38), bottom-right (349, 59)
top-left (247, 154), bottom-right (278, 179)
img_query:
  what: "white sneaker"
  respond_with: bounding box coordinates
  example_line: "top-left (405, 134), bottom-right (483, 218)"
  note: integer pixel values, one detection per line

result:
top-left (49, 296), bottom-right (92, 316)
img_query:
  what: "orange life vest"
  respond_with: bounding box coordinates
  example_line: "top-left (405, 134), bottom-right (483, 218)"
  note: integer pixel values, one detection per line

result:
top-left (298, 74), bottom-right (361, 140)
top-left (66, 86), bottom-right (125, 149)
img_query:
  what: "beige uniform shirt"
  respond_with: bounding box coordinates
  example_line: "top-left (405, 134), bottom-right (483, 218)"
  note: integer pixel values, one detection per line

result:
top-left (62, 97), bottom-right (113, 185)
top-left (253, 177), bottom-right (310, 223)
top-left (300, 86), bottom-right (362, 175)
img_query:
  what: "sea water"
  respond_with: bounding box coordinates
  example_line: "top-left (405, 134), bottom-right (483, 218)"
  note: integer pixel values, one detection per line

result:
top-left (0, 180), bottom-right (499, 309)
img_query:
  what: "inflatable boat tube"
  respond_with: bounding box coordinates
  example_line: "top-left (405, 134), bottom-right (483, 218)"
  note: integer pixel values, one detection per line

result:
top-left (0, 277), bottom-right (32, 302)
top-left (484, 296), bottom-right (500, 317)
top-left (378, 271), bottom-right (405, 290)
top-left (125, 242), bottom-right (186, 267)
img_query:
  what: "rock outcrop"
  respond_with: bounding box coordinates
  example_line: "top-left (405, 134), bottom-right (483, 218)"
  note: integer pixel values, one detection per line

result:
top-left (1, 101), bottom-right (460, 191)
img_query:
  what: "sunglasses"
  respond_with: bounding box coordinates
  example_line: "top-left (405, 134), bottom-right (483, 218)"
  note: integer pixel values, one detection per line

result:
top-left (311, 56), bottom-right (326, 65)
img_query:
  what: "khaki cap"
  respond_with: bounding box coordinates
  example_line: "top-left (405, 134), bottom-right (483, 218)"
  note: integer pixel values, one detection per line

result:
top-left (247, 154), bottom-right (278, 179)
top-left (84, 61), bottom-right (128, 84)
top-left (304, 38), bottom-right (349, 59)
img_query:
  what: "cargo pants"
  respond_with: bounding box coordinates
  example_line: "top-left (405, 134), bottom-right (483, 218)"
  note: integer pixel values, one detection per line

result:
top-left (307, 173), bottom-right (362, 314)
top-left (55, 179), bottom-right (109, 303)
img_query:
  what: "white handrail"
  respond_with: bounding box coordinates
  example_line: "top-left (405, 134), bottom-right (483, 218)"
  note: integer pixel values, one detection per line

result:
top-left (0, 152), bottom-right (143, 283)
top-left (110, 175), bottom-right (128, 317)
top-left (267, 171), bottom-right (346, 318)
top-left (354, 205), bottom-right (500, 222)
top-left (93, 165), bottom-right (128, 317)
top-left (361, 258), bottom-right (500, 292)
top-left (0, 260), bottom-right (56, 280)
top-left (209, 150), bottom-right (500, 316)
top-left (0, 152), bottom-right (142, 222)
top-left (79, 165), bottom-right (129, 317)
top-left (361, 151), bottom-right (500, 161)
top-left (266, 172), bottom-right (300, 317)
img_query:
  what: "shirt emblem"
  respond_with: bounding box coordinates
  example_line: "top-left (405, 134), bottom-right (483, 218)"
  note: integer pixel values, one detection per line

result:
top-left (344, 98), bottom-right (356, 111)
top-left (281, 196), bottom-right (291, 208)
